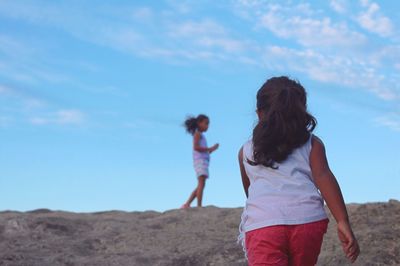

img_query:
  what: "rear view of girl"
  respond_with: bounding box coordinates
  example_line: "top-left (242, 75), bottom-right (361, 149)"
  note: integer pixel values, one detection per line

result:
top-left (182, 114), bottom-right (219, 208)
top-left (238, 77), bottom-right (359, 265)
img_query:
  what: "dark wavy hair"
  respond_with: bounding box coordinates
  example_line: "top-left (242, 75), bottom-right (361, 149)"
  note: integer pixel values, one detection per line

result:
top-left (184, 114), bottom-right (209, 135)
top-left (248, 76), bottom-right (317, 169)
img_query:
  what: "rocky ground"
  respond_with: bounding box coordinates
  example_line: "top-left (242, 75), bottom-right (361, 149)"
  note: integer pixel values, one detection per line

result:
top-left (1, 200), bottom-right (399, 266)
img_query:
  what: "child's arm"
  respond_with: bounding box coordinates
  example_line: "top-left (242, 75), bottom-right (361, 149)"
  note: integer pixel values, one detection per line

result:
top-left (310, 136), bottom-right (360, 263)
top-left (209, 143), bottom-right (219, 153)
top-left (238, 147), bottom-right (250, 198)
top-left (193, 132), bottom-right (219, 153)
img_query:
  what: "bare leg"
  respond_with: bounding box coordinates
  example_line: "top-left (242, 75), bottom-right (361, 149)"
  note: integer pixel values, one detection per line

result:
top-left (182, 188), bottom-right (197, 208)
top-left (197, 175), bottom-right (207, 207)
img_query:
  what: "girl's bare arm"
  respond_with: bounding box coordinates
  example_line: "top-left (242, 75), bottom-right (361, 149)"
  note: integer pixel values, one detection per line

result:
top-left (310, 136), bottom-right (360, 263)
top-left (238, 147), bottom-right (250, 198)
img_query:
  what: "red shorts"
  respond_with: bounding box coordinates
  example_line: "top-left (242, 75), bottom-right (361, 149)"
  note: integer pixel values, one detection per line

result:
top-left (245, 219), bottom-right (329, 266)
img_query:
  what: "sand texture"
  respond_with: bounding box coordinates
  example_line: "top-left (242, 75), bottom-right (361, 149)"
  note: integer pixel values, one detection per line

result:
top-left (1, 200), bottom-right (399, 266)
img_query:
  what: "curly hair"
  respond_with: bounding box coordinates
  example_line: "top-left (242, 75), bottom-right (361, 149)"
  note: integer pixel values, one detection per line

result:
top-left (248, 76), bottom-right (317, 169)
top-left (184, 114), bottom-right (209, 135)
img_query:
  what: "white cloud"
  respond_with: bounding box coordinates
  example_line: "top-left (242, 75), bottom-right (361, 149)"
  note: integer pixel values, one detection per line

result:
top-left (166, 0), bottom-right (193, 14)
top-left (0, 83), bottom-right (47, 110)
top-left (100, 27), bottom-right (144, 54)
top-left (0, 0), bottom-right (399, 136)
top-left (356, 0), bottom-right (393, 37)
top-left (233, 1), bottom-right (400, 102)
top-left (0, 34), bottom-right (74, 88)
top-left (1, 0), bottom-right (399, 108)
top-left (56, 110), bottom-right (85, 124)
top-left (29, 117), bottom-right (48, 125)
top-left (264, 45), bottom-right (399, 101)
top-left (170, 20), bottom-right (225, 36)
top-left (30, 109), bottom-right (85, 126)
top-left (375, 114), bottom-right (400, 132)
top-left (168, 20), bottom-right (247, 53)
top-left (0, 1), bottom-right (254, 65)
top-left (259, 5), bottom-right (366, 47)
top-left (90, 17), bottom-right (252, 64)
top-left (1, 83), bottom-right (88, 127)
top-left (197, 37), bottom-right (244, 52)
top-left (330, 0), bottom-right (347, 13)
top-left (132, 7), bottom-right (153, 22)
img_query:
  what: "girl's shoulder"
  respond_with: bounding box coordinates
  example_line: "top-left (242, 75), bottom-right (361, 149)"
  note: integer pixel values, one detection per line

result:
top-left (240, 139), bottom-right (252, 149)
top-left (310, 134), bottom-right (326, 152)
top-left (310, 134), bottom-right (324, 148)
top-left (241, 139), bottom-right (253, 159)
top-left (299, 133), bottom-right (315, 156)
top-left (243, 139), bottom-right (252, 148)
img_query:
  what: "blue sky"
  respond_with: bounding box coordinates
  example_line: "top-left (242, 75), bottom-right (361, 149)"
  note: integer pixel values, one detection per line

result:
top-left (0, 0), bottom-right (399, 212)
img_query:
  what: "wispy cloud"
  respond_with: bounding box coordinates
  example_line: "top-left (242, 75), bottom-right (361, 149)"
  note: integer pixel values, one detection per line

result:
top-left (0, 33), bottom-right (74, 88)
top-left (375, 113), bottom-right (400, 132)
top-left (30, 109), bottom-right (85, 126)
top-left (0, 1), bottom-right (254, 65)
top-left (1, 0), bottom-right (399, 132)
top-left (234, 1), bottom-right (400, 103)
top-left (330, 0), bottom-right (348, 14)
top-left (167, 19), bottom-right (249, 53)
top-left (259, 3), bottom-right (366, 47)
top-left (0, 84), bottom-right (44, 108)
top-left (131, 7), bottom-right (153, 22)
top-left (264, 45), bottom-right (398, 100)
top-left (1, 83), bottom-right (85, 127)
top-left (356, 0), bottom-right (393, 37)
top-left (165, 0), bottom-right (194, 14)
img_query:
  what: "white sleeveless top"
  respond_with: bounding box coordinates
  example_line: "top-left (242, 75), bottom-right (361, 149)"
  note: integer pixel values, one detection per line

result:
top-left (193, 132), bottom-right (210, 161)
top-left (238, 135), bottom-right (327, 249)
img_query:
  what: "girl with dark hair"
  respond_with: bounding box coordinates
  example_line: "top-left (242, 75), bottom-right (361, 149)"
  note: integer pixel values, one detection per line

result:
top-left (181, 114), bottom-right (219, 208)
top-left (238, 77), bottom-right (359, 265)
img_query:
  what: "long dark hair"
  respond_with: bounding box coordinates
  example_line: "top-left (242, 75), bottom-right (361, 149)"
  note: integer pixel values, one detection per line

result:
top-left (249, 76), bottom-right (317, 169)
top-left (184, 114), bottom-right (209, 135)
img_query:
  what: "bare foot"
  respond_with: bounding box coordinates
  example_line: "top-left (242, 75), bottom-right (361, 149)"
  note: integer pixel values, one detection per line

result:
top-left (180, 204), bottom-right (190, 209)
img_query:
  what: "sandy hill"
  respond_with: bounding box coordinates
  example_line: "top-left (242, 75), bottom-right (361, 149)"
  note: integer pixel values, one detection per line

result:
top-left (1, 200), bottom-right (399, 266)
